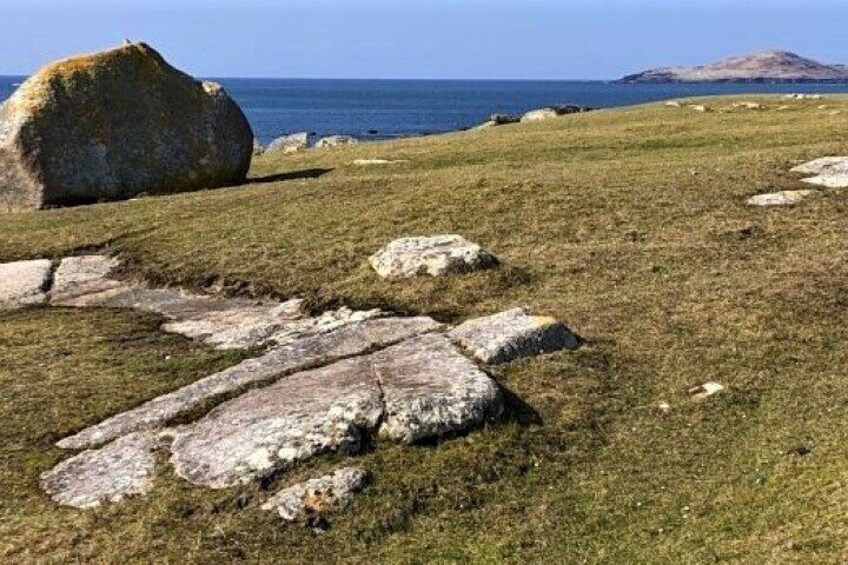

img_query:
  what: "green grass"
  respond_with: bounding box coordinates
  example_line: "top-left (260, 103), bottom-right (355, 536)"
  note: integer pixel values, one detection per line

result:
top-left (2, 95), bottom-right (848, 562)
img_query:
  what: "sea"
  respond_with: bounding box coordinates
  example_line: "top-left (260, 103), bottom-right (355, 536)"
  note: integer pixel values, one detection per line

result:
top-left (2, 77), bottom-right (848, 144)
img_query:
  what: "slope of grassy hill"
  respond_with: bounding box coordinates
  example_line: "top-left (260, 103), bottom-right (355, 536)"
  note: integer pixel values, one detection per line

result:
top-left (2, 96), bottom-right (848, 562)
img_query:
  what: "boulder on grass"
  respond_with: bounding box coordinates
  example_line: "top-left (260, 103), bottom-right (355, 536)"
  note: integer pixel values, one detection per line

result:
top-left (315, 135), bottom-right (358, 148)
top-left (266, 132), bottom-right (311, 154)
top-left (0, 42), bottom-right (253, 211)
top-left (369, 235), bottom-right (499, 279)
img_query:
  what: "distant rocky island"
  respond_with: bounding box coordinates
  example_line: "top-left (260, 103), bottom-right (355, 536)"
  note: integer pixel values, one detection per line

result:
top-left (619, 50), bottom-right (848, 83)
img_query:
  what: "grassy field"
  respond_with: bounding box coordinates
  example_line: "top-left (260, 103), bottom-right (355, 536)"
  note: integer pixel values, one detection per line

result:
top-left (2, 95), bottom-right (848, 563)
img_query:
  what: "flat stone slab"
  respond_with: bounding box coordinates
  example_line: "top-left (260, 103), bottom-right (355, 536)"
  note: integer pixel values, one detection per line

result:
top-left (41, 432), bottom-right (158, 509)
top-left (449, 307), bottom-right (579, 364)
top-left (373, 334), bottom-right (503, 443)
top-left (57, 316), bottom-right (441, 450)
top-left (352, 159), bottom-right (408, 166)
top-left (369, 235), bottom-right (499, 279)
top-left (166, 355), bottom-right (384, 488)
top-left (791, 157), bottom-right (848, 189)
top-left (746, 190), bottom-right (816, 206)
top-left (261, 467), bottom-right (369, 528)
top-left (0, 259), bottom-right (51, 309)
top-left (165, 333), bottom-right (500, 488)
top-left (790, 156), bottom-right (848, 175)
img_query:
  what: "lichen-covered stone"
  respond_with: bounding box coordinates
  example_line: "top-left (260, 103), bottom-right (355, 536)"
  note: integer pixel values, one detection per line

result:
top-left (0, 43), bottom-right (253, 211)
top-left (41, 432), bottom-right (158, 509)
top-left (166, 356), bottom-right (384, 488)
top-left (449, 307), bottom-right (579, 364)
top-left (746, 190), bottom-right (816, 206)
top-left (57, 316), bottom-right (441, 450)
top-left (0, 259), bottom-right (51, 309)
top-left (261, 467), bottom-right (369, 528)
top-left (369, 235), bottom-right (499, 279)
top-left (373, 334), bottom-right (503, 443)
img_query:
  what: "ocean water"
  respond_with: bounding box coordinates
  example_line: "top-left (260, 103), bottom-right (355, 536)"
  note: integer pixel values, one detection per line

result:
top-left (2, 76), bottom-right (848, 144)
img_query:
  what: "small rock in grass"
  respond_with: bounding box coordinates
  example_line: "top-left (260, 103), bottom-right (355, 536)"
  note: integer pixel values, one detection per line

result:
top-left (369, 235), bottom-right (498, 279)
top-left (262, 467), bottom-right (369, 529)
top-left (315, 135), bottom-right (357, 148)
top-left (689, 105), bottom-right (709, 113)
top-left (790, 156), bottom-right (848, 175)
top-left (746, 190), bottom-right (816, 207)
top-left (0, 259), bottom-right (52, 309)
top-left (657, 401), bottom-right (672, 414)
top-left (665, 101), bottom-right (682, 108)
top-left (688, 382), bottom-right (725, 401)
top-left (449, 307), bottom-right (579, 364)
top-left (731, 101), bottom-right (763, 110)
top-left (41, 432), bottom-right (158, 509)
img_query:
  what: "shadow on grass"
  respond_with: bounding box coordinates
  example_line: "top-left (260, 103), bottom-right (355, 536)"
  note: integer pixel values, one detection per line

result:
top-left (499, 383), bottom-right (543, 426)
top-left (248, 168), bottom-right (333, 184)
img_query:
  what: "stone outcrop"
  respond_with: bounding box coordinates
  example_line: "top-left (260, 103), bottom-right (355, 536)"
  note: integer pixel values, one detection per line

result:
top-left (266, 132), bottom-right (311, 154)
top-left (792, 156), bottom-right (848, 188)
top-left (449, 307), bottom-right (579, 364)
top-left (315, 135), bottom-right (357, 148)
top-left (167, 355), bottom-right (385, 488)
top-left (40, 432), bottom-right (159, 509)
top-left (262, 467), bottom-right (369, 528)
top-left (0, 259), bottom-right (51, 309)
top-left (746, 190), bottom-right (816, 206)
top-left (58, 316), bottom-right (442, 450)
top-left (620, 50), bottom-right (848, 83)
top-left (369, 235), bottom-right (499, 279)
top-left (0, 43), bottom-right (253, 211)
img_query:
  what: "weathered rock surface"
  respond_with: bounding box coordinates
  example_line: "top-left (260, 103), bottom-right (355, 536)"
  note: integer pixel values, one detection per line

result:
top-left (0, 259), bottom-right (51, 309)
top-left (369, 235), bottom-right (499, 279)
top-left (266, 132), bottom-right (311, 154)
top-left (165, 333), bottom-right (500, 487)
top-left (41, 432), bottom-right (158, 509)
top-left (373, 334), bottom-right (503, 443)
top-left (352, 159), bottom-right (408, 166)
top-left (0, 43), bottom-right (253, 211)
top-left (261, 467), bottom-right (369, 528)
top-left (520, 105), bottom-right (592, 123)
top-left (746, 190), bottom-right (816, 206)
top-left (167, 356), bottom-right (384, 488)
top-left (57, 316), bottom-right (441, 450)
top-left (315, 135), bottom-right (357, 148)
top-left (51, 255), bottom-right (126, 306)
top-left (449, 307), bottom-right (579, 364)
top-left (791, 156), bottom-right (848, 189)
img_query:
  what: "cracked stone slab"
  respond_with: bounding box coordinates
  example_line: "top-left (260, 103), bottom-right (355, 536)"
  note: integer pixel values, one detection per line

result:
top-left (261, 467), bottom-right (369, 528)
top-left (449, 307), bottom-right (579, 364)
top-left (40, 432), bottom-right (158, 509)
top-left (373, 333), bottom-right (503, 443)
top-left (746, 190), bottom-right (816, 206)
top-left (57, 316), bottom-right (441, 450)
top-left (369, 235), bottom-right (499, 279)
top-left (0, 259), bottom-right (52, 309)
top-left (166, 356), bottom-right (384, 488)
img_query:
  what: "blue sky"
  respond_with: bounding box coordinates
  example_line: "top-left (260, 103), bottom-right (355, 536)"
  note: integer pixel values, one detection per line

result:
top-left (1, 0), bottom-right (846, 79)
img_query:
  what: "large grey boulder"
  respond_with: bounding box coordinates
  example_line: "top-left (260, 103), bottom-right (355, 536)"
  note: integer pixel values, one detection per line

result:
top-left (262, 467), bottom-right (369, 528)
top-left (0, 42), bottom-right (253, 211)
top-left (41, 432), bottom-right (158, 509)
top-left (0, 259), bottom-right (51, 309)
top-left (449, 307), bottom-right (579, 364)
top-left (369, 235), bottom-right (499, 279)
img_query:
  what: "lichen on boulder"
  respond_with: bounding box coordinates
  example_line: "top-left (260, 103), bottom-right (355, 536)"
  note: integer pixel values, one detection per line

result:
top-left (0, 42), bottom-right (253, 211)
